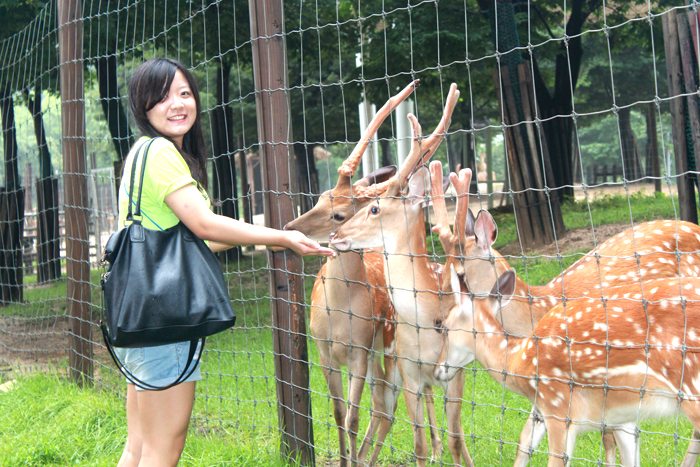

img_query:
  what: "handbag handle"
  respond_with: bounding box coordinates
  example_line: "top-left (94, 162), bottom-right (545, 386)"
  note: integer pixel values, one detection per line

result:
top-left (101, 322), bottom-right (205, 391)
top-left (125, 137), bottom-right (158, 224)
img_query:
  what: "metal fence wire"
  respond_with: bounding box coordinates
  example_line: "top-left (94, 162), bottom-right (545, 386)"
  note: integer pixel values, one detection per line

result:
top-left (3, 0), bottom-right (700, 465)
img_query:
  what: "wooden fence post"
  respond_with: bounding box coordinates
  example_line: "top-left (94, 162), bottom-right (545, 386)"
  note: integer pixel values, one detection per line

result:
top-left (58, 0), bottom-right (93, 386)
top-left (664, 9), bottom-right (698, 224)
top-left (249, 0), bottom-right (315, 465)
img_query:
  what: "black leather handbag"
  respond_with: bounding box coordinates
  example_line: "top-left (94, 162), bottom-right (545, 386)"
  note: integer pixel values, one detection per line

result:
top-left (100, 138), bottom-right (236, 390)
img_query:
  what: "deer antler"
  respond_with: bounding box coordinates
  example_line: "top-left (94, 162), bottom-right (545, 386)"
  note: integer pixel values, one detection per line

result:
top-left (450, 168), bottom-right (472, 255)
top-left (430, 160), bottom-right (472, 258)
top-left (338, 80), bottom-right (419, 179)
top-left (430, 160), bottom-right (454, 256)
top-left (395, 83), bottom-right (460, 189)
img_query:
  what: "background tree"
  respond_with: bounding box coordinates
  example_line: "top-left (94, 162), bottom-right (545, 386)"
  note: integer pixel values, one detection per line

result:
top-left (82, 0), bottom-right (137, 164)
top-left (574, 18), bottom-right (668, 182)
top-left (0, 0), bottom-right (52, 299)
top-left (19, 1), bottom-right (61, 282)
top-left (355, 0), bottom-right (497, 176)
top-left (284, 0), bottom-right (363, 213)
top-left (474, 0), bottom-right (677, 201)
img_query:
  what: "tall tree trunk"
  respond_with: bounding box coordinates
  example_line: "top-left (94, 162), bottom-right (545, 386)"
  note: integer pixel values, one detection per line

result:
top-left (293, 142), bottom-right (319, 214)
top-left (446, 133), bottom-right (461, 172)
top-left (531, 0), bottom-right (601, 201)
top-left (645, 102), bottom-right (661, 192)
top-left (211, 58), bottom-right (241, 260)
top-left (618, 107), bottom-right (642, 180)
top-left (36, 177), bottom-right (60, 283)
top-left (0, 84), bottom-right (23, 302)
top-left (25, 86), bottom-right (53, 179)
top-left (25, 86), bottom-right (61, 283)
top-left (379, 138), bottom-right (392, 168)
top-left (97, 54), bottom-right (134, 162)
top-left (1, 85), bottom-right (20, 190)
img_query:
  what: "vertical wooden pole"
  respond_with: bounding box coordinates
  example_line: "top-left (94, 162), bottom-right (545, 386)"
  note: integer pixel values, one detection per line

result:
top-left (678, 12), bottom-right (700, 189)
top-left (249, 1), bottom-right (315, 465)
top-left (485, 126), bottom-right (494, 209)
top-left (239, 134), bottom-right (252, 226)
top-left (664, 10), bottom-right (698, 224)
top-left (58, 0), bottom-right (93, 386)
top-left (646, 103), bottom-right (661, 193)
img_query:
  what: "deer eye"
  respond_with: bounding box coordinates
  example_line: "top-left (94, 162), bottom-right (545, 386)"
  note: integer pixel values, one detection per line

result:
top-left (370, 205), bottom-right (379, 215)
top-left (333, 213), bottom-right (345, 222)
top-left (435, 318), bottom-right (444, 333)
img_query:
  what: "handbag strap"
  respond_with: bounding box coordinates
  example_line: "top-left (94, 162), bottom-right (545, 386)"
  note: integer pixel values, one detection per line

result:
top-left (125, 137), bottom-right (159, 224)
top-left (101, 323), bottom-right (204, 391)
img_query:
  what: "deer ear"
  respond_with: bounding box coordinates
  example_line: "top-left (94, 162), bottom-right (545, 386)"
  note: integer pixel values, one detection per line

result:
top-left (474, 210), bottom-right (498, 248)
top-left (465, 207), bottom-right (476, 236)
top-left (354, 165), bottom-right (397, 187)
top-left (449, 264), bottom-right (462, 308)
top-left (407, 166), bottom-right (431, 205)
top-left (489, 269), bottom-right (515, 309)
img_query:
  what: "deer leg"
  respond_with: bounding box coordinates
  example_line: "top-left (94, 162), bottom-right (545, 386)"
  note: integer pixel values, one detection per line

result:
top-left (402, 379), bottom-right (430, 467)
top-left (424, 387), bottom-right (444, 463)
top-left (361, 351), bottom-right (399, 466)
top-left (358, 352), bottom-right (387, 465)
top-left (544, 417), bottom-right (578, 467)
top-left (680, 429), bottom-right (700, 467)
top-left (320, 350), bottom-right (349, 467)
top-left (445, 368), bottom-right (473, 467)
top-left (681, 400), bottom-right (700, 467)
top-left (513, 407), bottom-right (548, 467)
top-left (611, 426), bottom-right (638, 467)
top-left (602, 432), bottom-right (617, 467)
top-left (346, 346), bottom-right (369, 466)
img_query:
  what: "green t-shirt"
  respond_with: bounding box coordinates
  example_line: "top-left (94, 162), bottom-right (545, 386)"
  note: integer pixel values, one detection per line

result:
top-left (118, 137), bottom-right (210, 231)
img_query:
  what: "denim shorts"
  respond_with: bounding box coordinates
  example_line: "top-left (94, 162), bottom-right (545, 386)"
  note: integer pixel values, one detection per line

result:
top-left (114, 340), bottom-right (202, 391)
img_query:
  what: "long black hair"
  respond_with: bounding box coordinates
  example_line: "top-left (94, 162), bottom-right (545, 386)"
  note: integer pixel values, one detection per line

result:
top-left (128, 58), bottom-right (208, 191)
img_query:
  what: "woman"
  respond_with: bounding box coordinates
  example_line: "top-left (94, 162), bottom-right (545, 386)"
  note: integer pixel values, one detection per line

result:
top-left (115, 58), bottom-right (334, 467)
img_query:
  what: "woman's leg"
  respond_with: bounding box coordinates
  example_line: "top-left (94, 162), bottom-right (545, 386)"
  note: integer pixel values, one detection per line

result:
top-left (136, 381), bottom-right (196, 467)
top-left (117, 384), bottom-right (142, 467)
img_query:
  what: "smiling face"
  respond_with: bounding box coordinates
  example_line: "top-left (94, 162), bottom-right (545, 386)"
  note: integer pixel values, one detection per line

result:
top-left (145, 70), bottom-right (197, 148)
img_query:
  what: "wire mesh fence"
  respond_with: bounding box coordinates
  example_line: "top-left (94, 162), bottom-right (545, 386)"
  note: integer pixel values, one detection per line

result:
top-left (2, 0), bottom-right (700, 465)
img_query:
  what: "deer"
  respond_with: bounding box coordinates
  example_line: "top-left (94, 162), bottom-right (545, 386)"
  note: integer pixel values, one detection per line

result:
top-left (284, 80), bottom-right (448, 466)
top-left (456, 209), bottom-right (700, 466)
top-left (330, 84), bottom-right (476, 467)
top-left (435, 264), bottom-right (700, 467)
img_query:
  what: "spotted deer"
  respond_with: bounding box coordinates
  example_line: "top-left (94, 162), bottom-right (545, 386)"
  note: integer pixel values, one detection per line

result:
top-left (458, 211), bottom-right (700, 466)
top-left (331, 85), bottom-right (476, 467)
top-left (435, 265), bottom-right (700, 467)
top-left (284, 80), bottom-right (448, 466)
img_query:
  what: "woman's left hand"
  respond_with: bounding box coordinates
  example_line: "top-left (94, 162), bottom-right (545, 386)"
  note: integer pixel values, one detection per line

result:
top-left (269, 231), bottom-right (336, 257)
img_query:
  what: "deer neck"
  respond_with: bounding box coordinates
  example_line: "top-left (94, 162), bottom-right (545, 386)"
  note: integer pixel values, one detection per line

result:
top-left (383, 208), bottom-right (442, 324)
top-left (494, 274), bottom-right (553, 337)
top-left (325, 250), bottom-right (367, 279)
top-left (472, 299), bottom-right (532, 397)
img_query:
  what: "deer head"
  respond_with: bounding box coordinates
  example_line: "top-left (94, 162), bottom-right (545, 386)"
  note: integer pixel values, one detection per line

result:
top-left (284, 80), bottom-right (419, 241)
top-left (330, 83), bottom-right (461, 251)
top-left (435, 265), bottom-right (516, 382)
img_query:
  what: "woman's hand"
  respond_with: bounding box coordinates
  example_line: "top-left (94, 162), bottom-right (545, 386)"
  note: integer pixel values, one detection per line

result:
top-left (269, 230), bottom-right (336, 257)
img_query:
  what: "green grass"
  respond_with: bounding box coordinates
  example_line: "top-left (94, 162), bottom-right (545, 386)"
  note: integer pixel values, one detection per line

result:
top-left (1, 191), bottom-right (697, 465)
top-left (2, 336), bottom-right (696, 466)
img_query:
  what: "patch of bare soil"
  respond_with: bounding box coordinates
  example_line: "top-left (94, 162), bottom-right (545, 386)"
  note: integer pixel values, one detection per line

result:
top-left (0, 316), bottom-right (70, 375)
top-left (498, 222), bottom-right (633, 257)
top-left (0, 316), bottom-right (110, 378)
